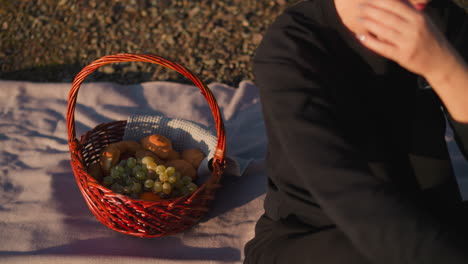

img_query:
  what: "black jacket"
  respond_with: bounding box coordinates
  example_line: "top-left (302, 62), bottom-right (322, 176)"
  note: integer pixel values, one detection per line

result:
top-left (245, 0), bottom-right (468, 263)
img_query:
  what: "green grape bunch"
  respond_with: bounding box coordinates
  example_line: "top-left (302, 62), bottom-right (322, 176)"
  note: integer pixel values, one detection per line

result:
top-left (101, 156), bottom-right (198, 200)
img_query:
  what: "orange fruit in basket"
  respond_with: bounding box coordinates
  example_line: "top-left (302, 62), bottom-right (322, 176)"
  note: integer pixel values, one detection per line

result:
top-left (140, 134), bottom-right (173, 159)
top-left (166, 149), bottom-right (180, 161)
top-left (87, 162), bottom-right (104, 181)
top-left (182, 148), bottom-right (205, 169)
top-left (139, 191), bottom-right (162, 201)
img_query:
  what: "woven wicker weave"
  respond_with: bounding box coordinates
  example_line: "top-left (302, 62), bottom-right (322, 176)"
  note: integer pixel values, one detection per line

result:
top-left (66, 53), bottom-right (226, 237)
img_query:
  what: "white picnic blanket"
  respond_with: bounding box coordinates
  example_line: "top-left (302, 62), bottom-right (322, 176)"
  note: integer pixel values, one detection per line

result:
top-left (0, 79), bottom-right (467, 264)
top-left (0, 80), bottom-right (266, 264)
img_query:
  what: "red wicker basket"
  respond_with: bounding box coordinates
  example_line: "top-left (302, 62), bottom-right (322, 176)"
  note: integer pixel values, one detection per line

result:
top-left (66, 53), bottom-right (226, 237)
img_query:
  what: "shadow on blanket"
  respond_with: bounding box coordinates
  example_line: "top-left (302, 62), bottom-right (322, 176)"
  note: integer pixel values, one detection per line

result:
top-left (0, 236), bottom-right (240, 261)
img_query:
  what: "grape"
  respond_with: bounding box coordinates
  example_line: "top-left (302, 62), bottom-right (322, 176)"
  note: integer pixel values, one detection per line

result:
top-left (110, 167), bottom-right (117, 176)
top-left (111, 169), bottom-right (122, 180)
top-left (159, 172), bottom-right (169, 182)
top-left (165, 166), bottom-right (176, 176)
top-left (118, 174), bottom-right (129, 185)
top-left (125, 177), bottom-right (134, 186)
top-left (173, 178), bottom-right (184, 188)
top-left (103, 176), bottom-right (114, 186)
top-left (144, 179), bottom-right (155, 189)
top-left (156, 165), bottom-right (167, 174)
top-left (182, 176), bottom-right (192, 185)
top-left (141, 156), bottom-right (154, 165)
top-left (153, 181), bottom-right (163, 193)
top-left (146, 161), bottom-right (158, 172)
top-left (174, 172), bottom-right (181, 181)
top-left (132, 165), bottom-right (143, 174)
top-left (135, 170), bottom-right (146, 181)
top-left (162, 182), bottom-right (172, 194)
top-left (168, 175), bottom-right (177, 184)
top-left (101, 154), bottom-right (190, 200)
top-left (141, 165), bottom-right (148, 174)
top-left (123, 186), bottom-right (132, 194)
top-left (111, 183), bottom-right (124, 194)
top-left (187, 183), bottom-right (198, 193)
top-left (179, 186), bottom-right (190, 196)
top-left (127, 157), bottom-right (137, 168)
top-left (131, 182), bottom-right (142, 193)
top-left (114, 165), bottom-right (125, 174)
top-left (147, 170), bottom-right (157, 180)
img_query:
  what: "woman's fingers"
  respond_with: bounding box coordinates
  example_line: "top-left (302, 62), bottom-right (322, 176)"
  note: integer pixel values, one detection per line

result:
top-left (360, 2), bottom-right (407, 32)
top-left (357, 0), bottom-right (418, 60)
top-left (356, 0), bottom-right (455, 76)
top-left (357, 33), bottom-right (398, 60)
top-left (358, 16), bottom-right (401, 45)
top-left (357, 2), bottom-right (405, 57)
top-left (364, 0), bottom-right (420, 22)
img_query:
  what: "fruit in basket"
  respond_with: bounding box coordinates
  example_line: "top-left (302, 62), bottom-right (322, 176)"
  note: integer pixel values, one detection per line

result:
top-left (162, 182), bottom-right (172, 194)
top-left (153, 181), bottom-right (163, 193)
top-left (131, 182), bottom-right (142, 193)
top-left (144, 179), bottom-right (155, 189)
top-left (140, 134), bottom-right (173, 159)
top-left (101, 154), bottom-right (199, 200)
top-left (166, 159), bottom-right (197, 180)
top-left (159, 172), bottom-right (169, 182)
top-left (165, 166), bottom-right (176, 175)
top-left (100, 140), bottom-right (142, 175)
top-left (166, 149), bottom-right (180, 161)
top-left (139, 191), bottom-right (162, 201)
top-left (126, 157), bottom-right (137, 168)
top-left (94, 134), bottom-right (206, 200)
top-left (181, 148), bottom-right (206, 169)
top-left (87, 162), bottom-right (103, 181)
top-left (135, 149), bottom-right (165, 165)
top-left (187, 182), bottom-right (198, 193)
top-left (103, 176), bottom-right (114, 186)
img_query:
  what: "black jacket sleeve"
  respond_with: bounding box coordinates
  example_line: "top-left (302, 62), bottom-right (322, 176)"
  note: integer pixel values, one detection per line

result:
top-left (254, 6), bottom-right (468, 264)
top-left (441, 3), bottom-right (468, 161)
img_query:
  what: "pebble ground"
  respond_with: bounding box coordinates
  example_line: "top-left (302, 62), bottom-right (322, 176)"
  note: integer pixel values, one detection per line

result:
top-left (0, 0), bottom-right (466, 86)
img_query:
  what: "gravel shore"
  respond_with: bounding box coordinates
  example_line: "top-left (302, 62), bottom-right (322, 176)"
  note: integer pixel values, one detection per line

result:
top-left (0, 0), bottom-right (467, 86)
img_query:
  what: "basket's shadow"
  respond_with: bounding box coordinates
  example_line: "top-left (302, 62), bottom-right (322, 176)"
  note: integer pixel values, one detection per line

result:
top-left (50, 160), bottom-right (94, 218)
top-left (200, 162), bottom-right (266, 222)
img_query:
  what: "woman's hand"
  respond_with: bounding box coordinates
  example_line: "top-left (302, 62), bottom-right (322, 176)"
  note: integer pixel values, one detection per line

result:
top-left (356, 0), bottom-right (458, 79)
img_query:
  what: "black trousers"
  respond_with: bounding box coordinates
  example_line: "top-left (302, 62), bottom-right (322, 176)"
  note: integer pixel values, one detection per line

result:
top-left (244, 182), bottom-right (468, 264)
top-left (243, 214), bottom-right (372, 264)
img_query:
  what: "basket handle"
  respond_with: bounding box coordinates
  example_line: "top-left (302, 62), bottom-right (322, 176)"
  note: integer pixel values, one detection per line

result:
top-left (66, 53), bottom-right (226, 171)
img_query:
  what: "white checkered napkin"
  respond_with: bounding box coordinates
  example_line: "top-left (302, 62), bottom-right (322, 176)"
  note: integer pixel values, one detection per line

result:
top-left (123, 115), bottom-right (248, 179)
